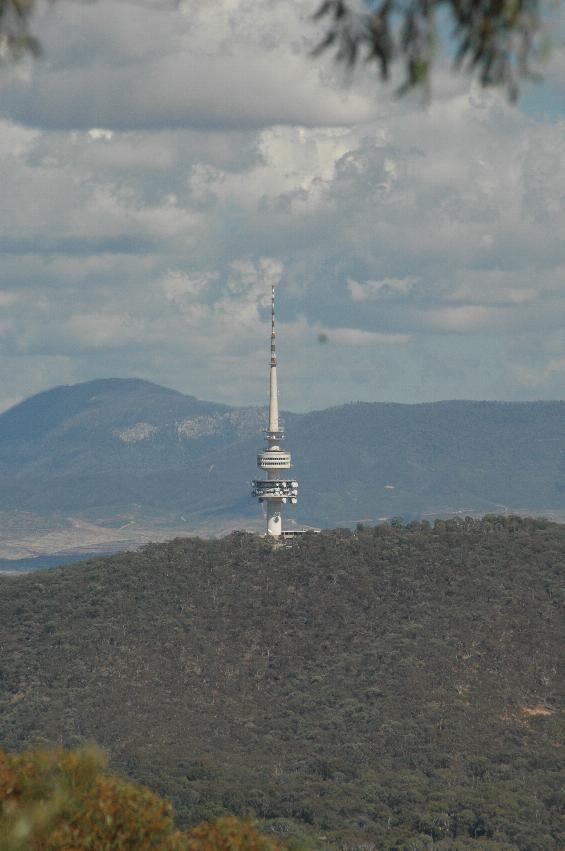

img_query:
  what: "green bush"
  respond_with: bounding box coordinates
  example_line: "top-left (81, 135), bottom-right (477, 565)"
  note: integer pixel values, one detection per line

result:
top-left (0, 747), bottom-right (285, 851)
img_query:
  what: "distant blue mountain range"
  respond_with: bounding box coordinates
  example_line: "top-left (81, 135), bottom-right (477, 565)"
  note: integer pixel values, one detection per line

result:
top-left (1, 378), bottom-right (565, 526)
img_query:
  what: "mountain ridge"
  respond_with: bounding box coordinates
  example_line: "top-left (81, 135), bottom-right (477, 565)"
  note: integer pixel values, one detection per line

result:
top-left (3, 379), bottom-right (565, 549)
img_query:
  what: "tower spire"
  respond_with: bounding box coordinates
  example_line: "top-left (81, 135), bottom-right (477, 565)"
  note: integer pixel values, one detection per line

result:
top-left (269, 283), bottom-right (279, 434)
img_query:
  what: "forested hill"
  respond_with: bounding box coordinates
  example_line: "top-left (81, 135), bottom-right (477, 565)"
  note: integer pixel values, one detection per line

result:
top-left (3, 378), bottom-right (565, 526)
top-left (0, 516), bottom-right (563, 848)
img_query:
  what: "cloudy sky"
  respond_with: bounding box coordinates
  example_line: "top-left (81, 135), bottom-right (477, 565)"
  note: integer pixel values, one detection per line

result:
top-left (1, 0), bottom-right (565, 413)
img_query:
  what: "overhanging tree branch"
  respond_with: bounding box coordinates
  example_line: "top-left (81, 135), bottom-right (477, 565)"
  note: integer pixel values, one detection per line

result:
top-left (313, 0), bottom-right (549, 99)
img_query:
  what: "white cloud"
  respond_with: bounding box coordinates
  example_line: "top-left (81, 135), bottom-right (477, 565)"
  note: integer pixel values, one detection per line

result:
top-left (320, 327), bottom-right (411, 346)
top-left (347, 276), bottom-right (417, 301)
top-left (161, 270), bottom-right (217, 303)
top-left (422, 306), bottom-right (505, 333)
top-left (0, 0), bottom-right (379, 131)
top-left (0, 0), bottom-right (564, 408)
top-left (88, 128), bottom-right (114, 141)
top-left (66, 313), bottom-right (147, 348)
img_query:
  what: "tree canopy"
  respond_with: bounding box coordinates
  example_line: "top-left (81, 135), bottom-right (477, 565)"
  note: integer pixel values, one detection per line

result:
top-left (314, 0), bottom-right (548, 99)
top-left (1, 518), bottom-right (563, 848)
top-left (0, 0), bottom-right (39, 62)
top-left (0, 745), bottom-right (285, 851)
top-left (0, 0), bottom-right (551, 99)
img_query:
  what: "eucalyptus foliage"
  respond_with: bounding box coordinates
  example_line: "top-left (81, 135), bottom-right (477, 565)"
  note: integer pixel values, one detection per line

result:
top-left (314, 0), bottom-right (549, 98)
top-left (0, 0), bottom-right (552, 100)
top-left (0, 746), bottom-right (284, 851)
top-left (0, 0), bottom-right (39, 62)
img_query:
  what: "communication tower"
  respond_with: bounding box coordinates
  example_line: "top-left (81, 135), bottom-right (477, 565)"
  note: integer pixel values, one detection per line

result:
top-left (251, 285), bottom-right (298, 537)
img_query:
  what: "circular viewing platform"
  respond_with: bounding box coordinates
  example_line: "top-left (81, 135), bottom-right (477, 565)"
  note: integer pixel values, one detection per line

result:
top-left (257, 450), bottom-right (291, 469)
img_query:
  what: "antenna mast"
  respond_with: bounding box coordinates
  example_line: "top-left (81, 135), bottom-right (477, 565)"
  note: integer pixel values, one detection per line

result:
top-left (269, 283), bottom-right (280, 434)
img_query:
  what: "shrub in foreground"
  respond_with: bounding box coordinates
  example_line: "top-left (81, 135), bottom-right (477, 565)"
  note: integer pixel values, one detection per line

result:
top-left (0, 747), bottom-right (285, 851)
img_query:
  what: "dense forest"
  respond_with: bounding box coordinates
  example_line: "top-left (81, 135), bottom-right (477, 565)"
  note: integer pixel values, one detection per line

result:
top-left (0, 517), bottom-right (563, 849)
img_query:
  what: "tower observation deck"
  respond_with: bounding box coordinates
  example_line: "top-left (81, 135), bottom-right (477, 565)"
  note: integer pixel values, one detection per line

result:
top-left (251, 285), bottom-right (298, 538)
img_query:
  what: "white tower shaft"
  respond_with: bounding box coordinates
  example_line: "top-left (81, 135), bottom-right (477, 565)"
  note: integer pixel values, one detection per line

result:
top-left (266, 499), bottom-right (281, 536)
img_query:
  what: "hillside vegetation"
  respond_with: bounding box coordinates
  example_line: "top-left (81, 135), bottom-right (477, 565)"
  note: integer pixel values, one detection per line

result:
top-left (0, 746), bottom-right (282, 851)
top-left (3, 379), bottom-right (565, 526)
top-left (0, 517), bottom-right (563, 848)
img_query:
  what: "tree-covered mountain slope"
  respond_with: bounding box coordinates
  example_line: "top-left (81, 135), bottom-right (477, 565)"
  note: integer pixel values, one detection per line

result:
top-left (2, 378), bottom-right (565, 527)
top-left (0, 517), bottom-right (563, 848)
top-left (0, 378), bottom-right (263, 519)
